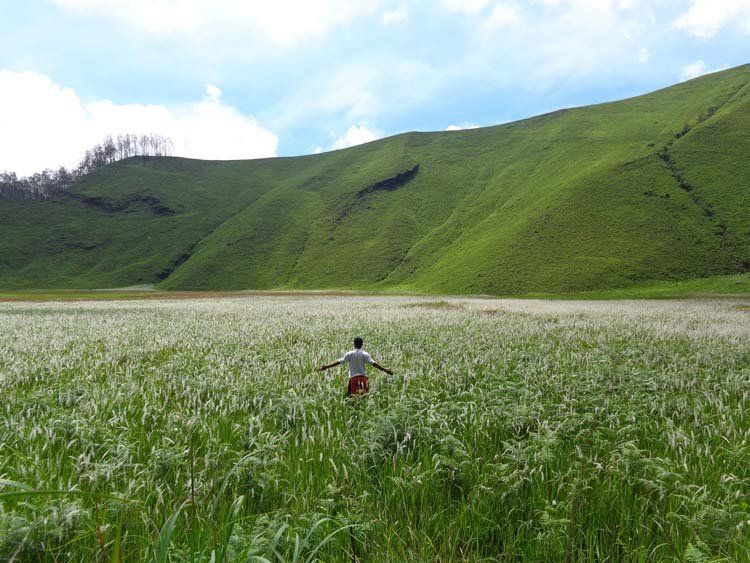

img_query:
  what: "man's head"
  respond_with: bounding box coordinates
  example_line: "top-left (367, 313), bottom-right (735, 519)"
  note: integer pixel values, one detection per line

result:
top-left (354, 336), bottom-right (363, 349)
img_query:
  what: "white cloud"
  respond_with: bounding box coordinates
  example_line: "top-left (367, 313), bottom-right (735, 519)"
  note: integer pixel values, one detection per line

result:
top-left (329, 124), bottom-right (380, 150)
top-left (270, 60), bottom-right (438, 134)
top-left (468, 0), bottom-right (661, 88)
top-left (441, 0), bottom-right (491, 15)
top-left (445, 124), bottom-right (480, 131)
top-left (307, 125), bottom-right (380, 155)
top-left (483, 3), bottom-right (521, 28)
top-left (680, 61), bottom-right (711, 82)
top-left (297, 66), bottom-right (380, 124)
top-left (436, 0), bottom-right (659, 89)
top-left (678, 60), bottom-right (729, 82)
top-left (637, 47), bottom-right (650, 63)
top-left (0, 70), bottom-right (278, 176)
top-left (679, 60), bottom-right (707, 81)
top-left (53, 0), bottom-right (384, 45)
top-left (382, 6), bottom-right (408, 25)
top-left (534, 0), bottom-right (637, 10)
top-left (674, 0), bottom-right (750, 38)
top-left (205, 84), bottom-right (223, 102)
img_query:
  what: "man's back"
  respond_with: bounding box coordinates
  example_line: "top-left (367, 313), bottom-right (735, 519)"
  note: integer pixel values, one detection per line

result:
top-left (340, 348), bottom-right (374, 377)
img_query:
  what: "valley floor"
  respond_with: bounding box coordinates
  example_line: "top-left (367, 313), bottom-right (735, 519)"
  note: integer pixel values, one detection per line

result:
top-left (1, 273), bottom-right (750, 302)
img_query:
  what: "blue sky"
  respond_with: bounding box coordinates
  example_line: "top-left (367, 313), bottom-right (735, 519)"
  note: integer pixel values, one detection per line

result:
top-left (1, 0), bottom-right (749, 175)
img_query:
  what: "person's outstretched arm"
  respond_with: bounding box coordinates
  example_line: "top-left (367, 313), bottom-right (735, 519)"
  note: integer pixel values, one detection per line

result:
top-left (372, 361), bottom-right (393, 375)
top-left (320, 360), bottom-right (341, 371)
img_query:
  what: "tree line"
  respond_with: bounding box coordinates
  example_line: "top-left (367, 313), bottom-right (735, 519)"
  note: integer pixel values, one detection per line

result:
top-left (0, 134), bottom-right (174, 200)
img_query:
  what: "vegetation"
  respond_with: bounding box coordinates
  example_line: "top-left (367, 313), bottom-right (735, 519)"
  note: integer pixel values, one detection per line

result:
top-left (1, 296), bottom-right (749, 561)
top-left (0, 273), bottom-right (748, 302)
top-left (0, 134), bottom-right (173, 200)
top-left (1, 65), bottom-right (750, 294)
top-left (520, 273), bottom-right (750, 300)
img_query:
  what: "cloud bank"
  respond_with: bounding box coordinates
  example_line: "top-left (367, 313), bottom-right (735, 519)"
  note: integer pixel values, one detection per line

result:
top-left (53, 0), bottom-right (384, 45)
top-left (329, 124), bottom-right (380, 150)
top-left (0, 70), bottom-right (277, 176)
top-left (674, 0), bottom-right (750, 38)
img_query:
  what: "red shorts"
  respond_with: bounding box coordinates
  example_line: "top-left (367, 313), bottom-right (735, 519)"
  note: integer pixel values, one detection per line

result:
top-left (348, 375), bottom-right (369, 396)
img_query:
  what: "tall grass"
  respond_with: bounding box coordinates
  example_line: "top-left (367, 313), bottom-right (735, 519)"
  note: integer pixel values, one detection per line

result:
top-left (1, 296), bottom-right (749, 561)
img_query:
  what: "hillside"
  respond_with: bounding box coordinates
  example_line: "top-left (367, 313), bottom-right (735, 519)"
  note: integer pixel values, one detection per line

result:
top-left (1, 65), bottom-right (749, 293)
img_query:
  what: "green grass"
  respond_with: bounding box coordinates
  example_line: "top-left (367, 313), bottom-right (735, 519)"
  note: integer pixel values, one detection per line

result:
top-left (1, 296), bottom-right (749, 561)
top-left (1, 65), bottom-right (750, 294)
top-left (516, 273), bottom-right (750, 300)
top-left (1, 273), bottom-right (749, 302)
top-left (571, 274), bottom-right (750, 299)
top-left (0, 290), bottom-right (162, 301)
top-left (0, 289), bottom-right (375, 302)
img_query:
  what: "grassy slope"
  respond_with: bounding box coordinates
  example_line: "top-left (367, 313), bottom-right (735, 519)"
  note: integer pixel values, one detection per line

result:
top-left (1, 65), bottom-right (749, 293)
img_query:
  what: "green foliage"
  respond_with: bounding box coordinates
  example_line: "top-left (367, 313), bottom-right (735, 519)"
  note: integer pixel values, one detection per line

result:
top-left (1, 65), bottom-right (750, 294)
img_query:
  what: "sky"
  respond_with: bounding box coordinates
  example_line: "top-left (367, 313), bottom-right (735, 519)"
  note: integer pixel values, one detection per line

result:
top-left (1, 0), bottom-right (749, 176)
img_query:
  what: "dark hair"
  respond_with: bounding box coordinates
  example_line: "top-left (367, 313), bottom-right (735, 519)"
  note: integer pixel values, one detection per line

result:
top-left (354, 336), bottom-right (363, 349)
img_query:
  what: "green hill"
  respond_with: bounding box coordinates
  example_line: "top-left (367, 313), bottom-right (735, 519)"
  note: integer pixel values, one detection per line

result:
top-left (2, 65), bottom-right (749, 294)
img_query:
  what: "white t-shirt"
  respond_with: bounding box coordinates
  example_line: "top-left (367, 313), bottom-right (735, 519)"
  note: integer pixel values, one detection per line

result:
top-left (339, 349), bottom-right (375, 377)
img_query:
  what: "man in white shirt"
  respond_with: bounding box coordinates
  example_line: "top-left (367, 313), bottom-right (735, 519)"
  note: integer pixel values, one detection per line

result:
top-left (320, 336), bottom-right (393, 396)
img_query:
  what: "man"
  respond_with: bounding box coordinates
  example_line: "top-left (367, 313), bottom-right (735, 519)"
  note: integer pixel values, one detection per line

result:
top-left (320, 336), bottom-right (393, 396)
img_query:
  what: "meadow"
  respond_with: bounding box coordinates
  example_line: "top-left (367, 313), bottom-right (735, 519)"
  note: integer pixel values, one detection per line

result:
top-left (1, 296), bottom-right (749, 561)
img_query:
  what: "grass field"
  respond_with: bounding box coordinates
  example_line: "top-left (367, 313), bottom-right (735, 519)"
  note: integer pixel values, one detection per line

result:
top-left (1, 273), bottom-right (748, 302)
top-left (524, 274), bottom-right (750, 300)
top-left (1, 296), bottom-right (749, 561)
